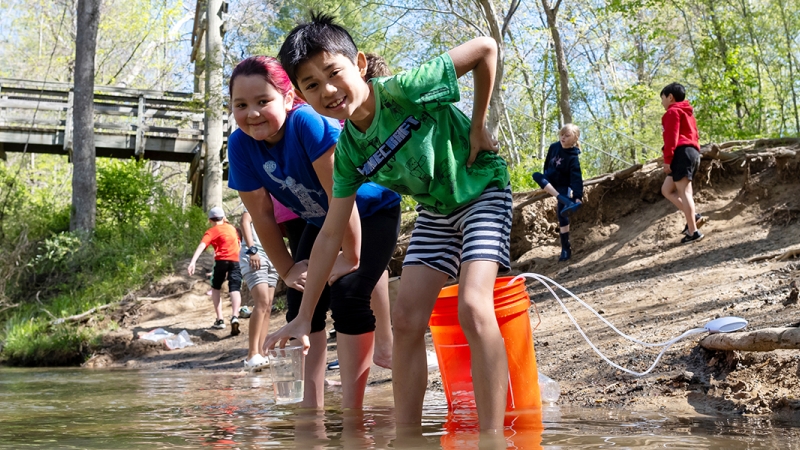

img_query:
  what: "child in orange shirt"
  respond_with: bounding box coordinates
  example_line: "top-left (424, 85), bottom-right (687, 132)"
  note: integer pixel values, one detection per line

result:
top-left (188, 206), bottom-right (243, 335)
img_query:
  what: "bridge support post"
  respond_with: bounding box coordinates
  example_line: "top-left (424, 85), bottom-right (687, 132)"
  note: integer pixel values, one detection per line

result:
top-left (135, 95), bottom-right (146, 159)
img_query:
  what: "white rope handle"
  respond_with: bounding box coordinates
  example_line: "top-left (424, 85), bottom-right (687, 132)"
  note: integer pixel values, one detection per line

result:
top-left (511, 273), bottom-right (707, 377)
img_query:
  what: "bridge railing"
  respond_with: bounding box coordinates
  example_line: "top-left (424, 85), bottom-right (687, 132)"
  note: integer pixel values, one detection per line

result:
top-left (0, 78), bottom-right (230, 163)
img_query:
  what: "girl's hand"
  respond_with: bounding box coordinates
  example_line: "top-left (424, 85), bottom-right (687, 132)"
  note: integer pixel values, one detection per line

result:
top-left (283, 261), bottom-right (309, 291)
top-left (663, 163), bottom-right (672, 175)
top-left (468, 122), bottom-right (499, 167)
top-left (187, 262), bottom-right (196, 276)
top-left (328, 251), bottom-right (359, 285)
top-left (248, 253), bottom-right (261, 271)
top-left (262, 319), bottom-right (311, 355)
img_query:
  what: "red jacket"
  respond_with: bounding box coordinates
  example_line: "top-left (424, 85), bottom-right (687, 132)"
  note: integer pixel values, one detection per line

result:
top-left (661, 100), bottom-right (700, 164)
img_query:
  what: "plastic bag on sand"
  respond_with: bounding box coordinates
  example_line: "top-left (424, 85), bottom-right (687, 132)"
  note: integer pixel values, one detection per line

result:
top-left (139, 328), bottom-right (194, 350)
top-left (139, 328), bottom-right (173, 342)
top-left (164, 330), bottom-right (194, 350)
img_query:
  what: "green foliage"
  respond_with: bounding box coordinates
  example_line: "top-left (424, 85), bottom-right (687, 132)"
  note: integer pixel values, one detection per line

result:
top-left (0, 158), bottom-right (206, 366)
top-left (97, 159), bottom-right (162, 225)
top-left (400, 195), bottom-right (418, 212)
top-left (508, 158), bottom-right (543, 193)
top-left (2, 318), bottom-right (98, 366)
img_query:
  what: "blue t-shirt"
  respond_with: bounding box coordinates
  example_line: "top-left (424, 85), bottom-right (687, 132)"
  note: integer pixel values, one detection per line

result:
top-left (227, 105), bottom-right (400, 228)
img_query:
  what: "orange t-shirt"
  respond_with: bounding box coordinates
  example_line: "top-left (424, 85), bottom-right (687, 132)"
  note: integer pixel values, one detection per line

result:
top-left (200, 222), bottom-right (240, 261)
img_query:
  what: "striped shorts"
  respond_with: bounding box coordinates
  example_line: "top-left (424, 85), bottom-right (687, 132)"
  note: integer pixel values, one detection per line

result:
top-left (404, 185), bottom-right (513, 279)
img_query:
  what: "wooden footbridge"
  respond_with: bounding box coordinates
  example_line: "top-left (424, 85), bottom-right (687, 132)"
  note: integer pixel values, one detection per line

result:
top-left (0, 77), bottom-right (228, 204)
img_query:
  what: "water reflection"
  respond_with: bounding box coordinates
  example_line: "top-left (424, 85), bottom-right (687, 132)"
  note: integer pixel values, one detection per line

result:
top-left (0, 368), bottom-right (799, 449)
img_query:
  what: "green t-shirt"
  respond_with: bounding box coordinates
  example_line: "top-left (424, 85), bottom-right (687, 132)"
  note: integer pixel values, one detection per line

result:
top-left (332, 53), bottom-right (510, 214)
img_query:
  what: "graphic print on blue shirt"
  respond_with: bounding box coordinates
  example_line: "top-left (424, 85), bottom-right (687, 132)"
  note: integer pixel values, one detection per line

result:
top-left (227, 105), bottom-right (400, 227)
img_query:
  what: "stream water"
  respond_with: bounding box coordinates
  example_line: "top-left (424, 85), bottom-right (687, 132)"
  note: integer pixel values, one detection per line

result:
top-left (1, 367), bottom-right (798, 449)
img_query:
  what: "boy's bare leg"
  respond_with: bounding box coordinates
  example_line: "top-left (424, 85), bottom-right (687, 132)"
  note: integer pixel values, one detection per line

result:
top-left (458, 260), bottom-right (507, 432)
top-left (247, 284), bottom-right (274, 359)
top-left (661, 176), bottom-right (684, 211)
top-left (392, 265), bottom-right (449, 426)
top-left (211, 288), bottom-right (224, 320)
top-left (675, 178), bottom-right (698, 234)
top-left (337, 331), bottom-right (375, 409)
top-left (560, 224), bottom-right (569, 234)
top-left (300, 330), bottom-right (327, 408)
top-left (229, 290), bottom-right (242, 318)
top-left (371, 270), bottom-right (393, 368)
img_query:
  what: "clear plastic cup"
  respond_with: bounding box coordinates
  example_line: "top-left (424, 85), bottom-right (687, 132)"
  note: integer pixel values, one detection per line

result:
top-left (268, 346), bottom-right (305, 404)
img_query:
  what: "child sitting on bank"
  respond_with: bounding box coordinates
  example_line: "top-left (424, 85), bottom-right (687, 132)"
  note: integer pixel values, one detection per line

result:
top-left (532, 124), bottom-right (584, 261)
top-left (270, 13), bottom-right (511, 432)
top-left (659, 82), bottom-right (705, 243)
top-left (187, 207), bottom-right (243, 335)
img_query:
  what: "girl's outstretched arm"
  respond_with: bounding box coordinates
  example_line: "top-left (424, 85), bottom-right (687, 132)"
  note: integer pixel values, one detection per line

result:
top-left (239, 188), bottom-right (307, 291)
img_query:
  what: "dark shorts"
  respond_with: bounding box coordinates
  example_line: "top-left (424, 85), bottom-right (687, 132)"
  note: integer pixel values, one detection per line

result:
top-left (286, 205), bottom-right (401, 336)
top-left (670, 145), bottom-right (701, 182)
top-left (210, 260), bottom-right (242, 292)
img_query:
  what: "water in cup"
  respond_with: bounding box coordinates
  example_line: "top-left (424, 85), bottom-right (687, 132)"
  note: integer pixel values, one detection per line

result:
top-left (268, 346), bottom-right (305, 404)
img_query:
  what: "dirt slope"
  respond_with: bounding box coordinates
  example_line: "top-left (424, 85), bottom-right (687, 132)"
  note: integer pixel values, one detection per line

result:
top-left (91, 140), bottom-right (800, 418)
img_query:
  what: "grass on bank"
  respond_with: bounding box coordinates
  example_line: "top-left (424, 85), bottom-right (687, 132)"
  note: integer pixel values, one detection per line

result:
top-left (0, 159), bottom-right (206, 366)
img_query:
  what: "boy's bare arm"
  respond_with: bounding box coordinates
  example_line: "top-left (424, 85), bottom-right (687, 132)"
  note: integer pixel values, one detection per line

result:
top-left (311, 144), bottom-right (362, 266)
top-left (187, 242), bottom-right (208, 276)
top-left (448, 37), bottom-right (500, 166)
top-left (298, 195), bottom-right (357, 322)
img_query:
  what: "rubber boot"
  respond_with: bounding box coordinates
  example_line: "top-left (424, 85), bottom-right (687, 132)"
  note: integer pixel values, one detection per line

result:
top-left (559, 232), bottom-right (572, 261)
top-left (557, 195), bottom-right (581, 218)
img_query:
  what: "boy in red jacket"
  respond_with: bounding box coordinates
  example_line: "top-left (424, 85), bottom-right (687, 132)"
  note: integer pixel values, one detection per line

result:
top-left (660, 82), bottom-right (705, 244)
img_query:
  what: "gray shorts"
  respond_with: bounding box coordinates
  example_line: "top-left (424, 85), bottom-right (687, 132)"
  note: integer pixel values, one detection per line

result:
top-left (239, 247), bottom-right (278, 288)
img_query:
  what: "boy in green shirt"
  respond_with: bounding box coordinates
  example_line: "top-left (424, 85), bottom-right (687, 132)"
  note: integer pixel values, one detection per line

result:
top-left (268, 13), bottom-right (511, 432)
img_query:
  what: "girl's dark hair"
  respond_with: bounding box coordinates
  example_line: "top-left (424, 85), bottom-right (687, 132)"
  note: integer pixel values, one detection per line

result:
top-left (278, 12), bottom-right (359, 88)
top-left (229, 56), bottom-right (304, 107)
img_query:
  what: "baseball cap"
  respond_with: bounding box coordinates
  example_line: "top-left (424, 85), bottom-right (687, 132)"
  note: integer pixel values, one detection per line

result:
top-left (208, 206), bottom-right (225, 220)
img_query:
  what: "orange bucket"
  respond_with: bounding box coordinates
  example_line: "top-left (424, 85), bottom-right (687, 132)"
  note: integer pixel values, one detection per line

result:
top-left (429, 276), bottom-right (542, 412)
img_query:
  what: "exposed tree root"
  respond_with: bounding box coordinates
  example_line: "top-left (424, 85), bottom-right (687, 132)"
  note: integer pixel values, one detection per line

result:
top-left (700, 327), bottom-right (800, 352)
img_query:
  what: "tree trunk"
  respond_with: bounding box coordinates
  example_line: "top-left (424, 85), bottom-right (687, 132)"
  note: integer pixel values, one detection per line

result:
top-left (203, 0), bottom-right (224, 212)
top-left (70, 0), bottom-right (100, 233)
top-left (777, 0), bottom-right (800, 134)
top-left (541, 0), bottom-right (572, 124)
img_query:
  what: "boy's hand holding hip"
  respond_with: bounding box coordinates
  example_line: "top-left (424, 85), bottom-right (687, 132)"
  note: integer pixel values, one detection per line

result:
top-left (468, 122), bottom-right (500, 168)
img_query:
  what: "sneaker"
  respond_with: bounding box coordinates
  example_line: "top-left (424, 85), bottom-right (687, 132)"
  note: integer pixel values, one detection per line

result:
top-left (681, 230), bottom-right (704, 244)
top-left (239, 306), bottom-right (252, 318)
top-left (211, 318), bottom-right (225, 329)
top-left (682, 214), bottom-right (706, 236)
top-left (230, 316), bottom-right (240, 336)
top-left (327, 360), bottom-right (339, 370)
top-left (244, 354), bottom-right (269, 371)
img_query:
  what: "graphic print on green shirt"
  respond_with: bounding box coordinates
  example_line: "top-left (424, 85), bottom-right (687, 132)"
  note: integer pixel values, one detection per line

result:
top-left (332, 53), bottom-right (510, 215)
